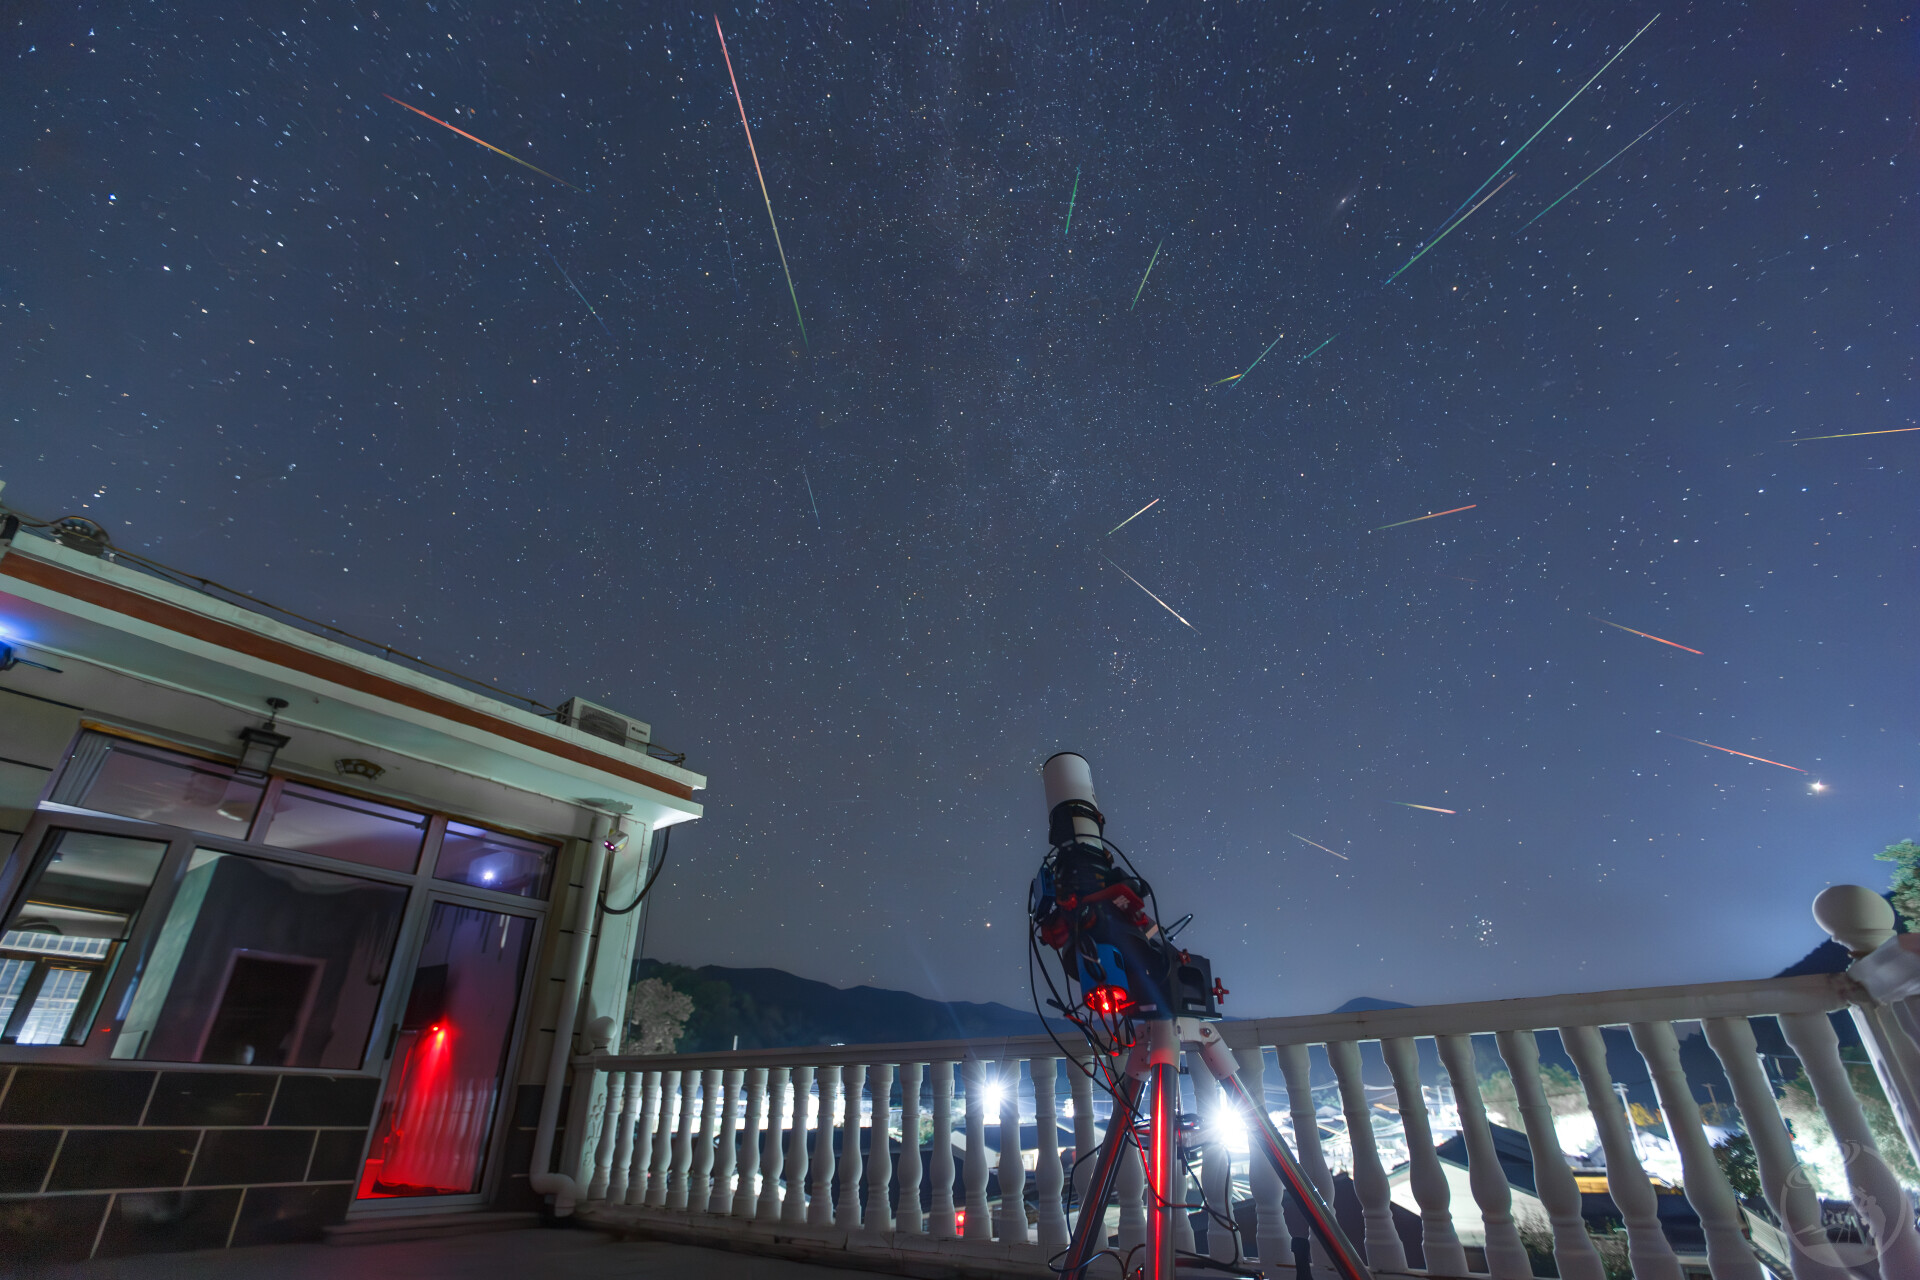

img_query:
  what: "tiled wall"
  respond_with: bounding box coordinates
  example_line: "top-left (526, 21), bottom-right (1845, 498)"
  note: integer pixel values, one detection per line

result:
top-left (0, 1064), bottom-right (377, 1264)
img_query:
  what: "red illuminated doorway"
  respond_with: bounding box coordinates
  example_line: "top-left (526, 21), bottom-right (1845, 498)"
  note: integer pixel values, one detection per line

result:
top-left (359, 900), bottom-right (535, 1200)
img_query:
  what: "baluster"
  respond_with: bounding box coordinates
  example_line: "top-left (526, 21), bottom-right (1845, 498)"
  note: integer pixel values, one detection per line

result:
top-left (1701, 1017), bottom-right (1838, 1278)
top-left (1328, 1038), bottom-right (1408, 1271)
top-left (997, 1059), bottom-right (1030, 1243)
top-left (1779, 1010), bottom-right (1920, 1275)
top-left (809, 1065), bottom-right (840, 1226)
top-left (1628, 1021), bottom-right (1763, 1280)
top-left (646, 1069), bottom-right (680, 1207)
top-left (626, 1070), bottom-right (661, 1205)
top-left (962, 1058), bottom-right (992, 1239)
top-left (897, 1063), bottom-right (925, 1235)
top-left (709, 1068), bottom-right (743, 1214)
top-left (782, 1065), bottom-right (814, 1224)
top-left (1245, 1047), bottom-right (1289, 1267)
top-left (609, 1071), bottom-right (641, 1204)
top-left (1193, 1060), bottom-right (1235, 1263)
top-left (757, 1067), bottom-right (788, 1221)
top-left (1560, 1024), bottom-right (1683, 1280)
top-left (1171, 1062), bottom-right (1197, 1256)
top-left (666, 1067), bottom-right (696, 1210)
top-left (1115, 1094), bottom-right (1147, 1259)
top-left (1069, 1060), bottom-right (1097, 1220)
top-left (1034, 1057), bottom-right (1069, 1250)
top-left (734, 1067), bottom-right (766, 1217)
top-left (1495, 1030), bottom-right (1605, 1280)
top-left (866, 1061), bottom-right (896, 1236)
top-left (1434, 1035), bottom-right (1530, 1279)
top-left (685, 1068), bottom-right (717, 1210)
top-left (930, 1060), bottom-right (958, 1238)
top-left (1275, 1043), bottom-right (1337, 1273)
top-left (1382, 1036), bottom-right (1468, 1275)
top-left (589, 1069), bottom-right (623, 1201)
top-left (837, 1062), bottom-right (866, 1230)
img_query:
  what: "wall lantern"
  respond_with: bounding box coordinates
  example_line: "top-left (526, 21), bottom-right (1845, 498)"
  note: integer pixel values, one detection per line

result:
top-left (237, 697), bottom-right (291, 776)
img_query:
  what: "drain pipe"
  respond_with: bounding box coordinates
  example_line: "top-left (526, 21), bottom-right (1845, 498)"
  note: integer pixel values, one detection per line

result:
top-left (528, 811), bottom-right (612, 1216)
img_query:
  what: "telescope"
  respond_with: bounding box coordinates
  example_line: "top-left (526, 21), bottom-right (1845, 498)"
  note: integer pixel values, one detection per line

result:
top-left (1031, 752), bottom-right (1373, 1280)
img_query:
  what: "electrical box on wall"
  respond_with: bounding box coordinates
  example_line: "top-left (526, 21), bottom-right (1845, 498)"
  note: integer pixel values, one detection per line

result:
top-left (555, 697), bottom-right (651, 752)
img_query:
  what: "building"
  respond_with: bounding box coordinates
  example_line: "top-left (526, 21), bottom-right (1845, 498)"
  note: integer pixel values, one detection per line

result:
top-left (0, 484), bottom-right (703, 1263)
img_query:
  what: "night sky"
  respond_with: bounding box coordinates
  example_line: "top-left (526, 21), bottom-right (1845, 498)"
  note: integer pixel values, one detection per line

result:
top-left (4, 4), bottom-right (1914, 1016)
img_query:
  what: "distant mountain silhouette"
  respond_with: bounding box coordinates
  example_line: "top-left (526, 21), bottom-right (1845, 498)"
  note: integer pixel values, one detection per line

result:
top-left (635, 960), bottom-right (1075, 1052)
top-left (1332, 996), bottom-right (1414, 1013)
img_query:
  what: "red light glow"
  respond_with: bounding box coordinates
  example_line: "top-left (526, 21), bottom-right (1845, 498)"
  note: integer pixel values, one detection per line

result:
top-left (1086, 985), bottom-right (1132, 1015)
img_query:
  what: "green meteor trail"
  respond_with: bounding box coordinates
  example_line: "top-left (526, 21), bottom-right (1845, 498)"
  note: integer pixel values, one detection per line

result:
top-left (1063, 167), bottom-right (1080, 235)
top-left (1298, 334), bottom-right (1337, 361)
top-left (1388, 12), bottom-right (1661, 280)
top-left (1384, 173), bottom-right (1513, 284)
top-left (1517, 106), bottom-right (1685, 231)
top-left (1130, 239), bottom-right (1163, 310)
top-left (1227, 329), bottom-right (1288, 388)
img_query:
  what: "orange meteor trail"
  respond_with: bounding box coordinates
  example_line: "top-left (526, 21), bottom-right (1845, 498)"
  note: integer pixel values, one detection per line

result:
top-left (1660, 731), bottom-right (1807, 773)
top-left (1591, 617), bottom-right (1702, 655)
top-left (1102, 555), bottom-right (1197, 632)
top-left (1786, 427), bottom-right (1920, 443)
top-left (1375, 503), bottom-right (1477, 532)
top-left (1389, 802), bottom-right (1456, 815)
top-left (715, 15), bottom-right (808, 348)
top-left (383, 95), bottom-right (578, 189)
top-left (1288, 832), bottom-right (1349, 860)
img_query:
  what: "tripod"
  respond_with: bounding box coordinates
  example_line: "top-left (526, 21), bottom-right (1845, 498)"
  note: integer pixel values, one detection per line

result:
top-left (1033, 754), bottom-right (1373, 1280)
top-left (1061, 1017), bottom-right (1373, 1280)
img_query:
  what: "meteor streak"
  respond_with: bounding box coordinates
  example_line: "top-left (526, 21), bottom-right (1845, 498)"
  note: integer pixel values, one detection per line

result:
top-left (1392, 13), bottom-right (1661, 271)
top-left (1299, 334), bottom-right (1338, 361)
top-left (1517, 106), bottom-right (1685, 231)
top-left (1063, 167), bottom-right (1081, 235)
top-left (802, 466), bottom-right (820, 527)
top-left (714, 15), bottom-right (808, 348)
top-left (1289, 832), bottom-right (1350, 860)
top-left (1390, 802), bottom-right (1456, 815)
top-left (1659, 731), bottom-right (1806, 773)
top-left (1384, 172), bottom-right (1514, 284)
top-left (1102, 555), bottom-right (1197, 632)
top-left (1227, 329), bottom-right (1287, 388)
top-left (1374, 503), bottom-right (1477, 531)
top-left (1107, 498), bottom-right (1160, 536)
top-left (1786, 427), bottom-right (1920, 443)
top-left (544, 248), bottom-right (614, 339)
top-left (1591, 616), bottom-right (1701, 655)
top-left (383, 95), bottom-right (578, 189)
top-left (1130, 239), bottom-right (1162, 310)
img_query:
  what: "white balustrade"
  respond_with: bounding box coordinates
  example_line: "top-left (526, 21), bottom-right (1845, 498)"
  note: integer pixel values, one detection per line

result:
top-left (897, 1063), bottom-right (924, 1235)
top-left (838, 1062), bottom-right (865, 1229)
top-left (1560, 1024), bottom-right (1683, 1280)
top-left (709, 1067), bottom-right (743, 1214)
top-left (1033, 1056), bottom-right (1069, 1251)
top-left (1328, 1037), bottom-right (1408, 1271)
top-left (734, 1067), bottom-right (765, 1217)
top-left (810, 1065), bottom-right (839, 1227)
top-left (930, 1060), bottom-right (957, 1238)
top-left (781, 1065), bottom-right (813, 1225)
top-left (1383, 1035), bottom-right (1468, 1275)
top-left (1435, 1033), bottom-right (1531, 1279)
top-left (961, 1058), bottom-right (991, 1239)
top-left (1170, 1061), bottom-right (1196, 1255)
top-left (568, 963), bottom-right (1920, 1280)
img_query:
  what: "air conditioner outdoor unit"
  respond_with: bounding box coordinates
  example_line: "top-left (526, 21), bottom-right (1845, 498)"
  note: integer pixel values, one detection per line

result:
top-left (556, 697), bottom-right (651, 751)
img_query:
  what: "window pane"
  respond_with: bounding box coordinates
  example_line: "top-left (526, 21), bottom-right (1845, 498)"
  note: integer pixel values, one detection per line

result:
top-left (112, 849), bottom-right (408, 1068)
top-left (361, 902), bottom-right (534, 1198)
top-left (433, 823), bottom-right (555, 899)
top-left (0, 829), bottom-right (170, 1046)
top-left (261, 782), bottom-right (428, 873)
top-left (62, 737), bottom-right (264, 836)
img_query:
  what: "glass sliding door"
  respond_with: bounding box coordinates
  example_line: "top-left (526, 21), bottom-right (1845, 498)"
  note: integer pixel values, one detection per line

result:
top-left (358, 899), bottom-right (535, 1200)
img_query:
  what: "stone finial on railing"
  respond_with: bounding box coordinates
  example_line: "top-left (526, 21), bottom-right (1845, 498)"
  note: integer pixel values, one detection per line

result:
top-left (1814, 884), bottom-right (1897, 957)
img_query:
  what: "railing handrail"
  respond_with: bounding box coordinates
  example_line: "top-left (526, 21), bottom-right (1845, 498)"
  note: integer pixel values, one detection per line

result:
top-left (584, 972), bottom-right (1853, 1072)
